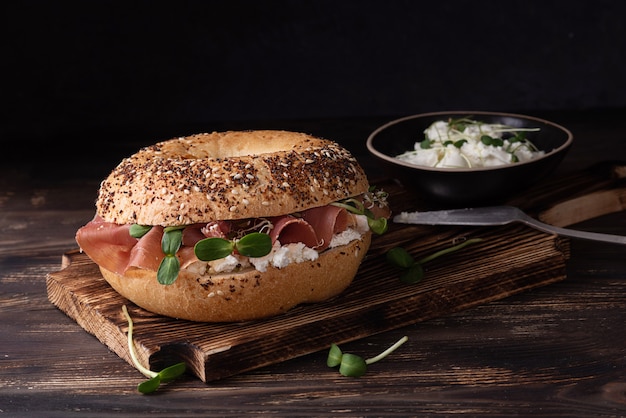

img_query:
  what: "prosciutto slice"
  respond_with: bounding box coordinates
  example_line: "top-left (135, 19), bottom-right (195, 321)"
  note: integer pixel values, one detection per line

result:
top-left (178, 246), bottom-right (201, 269)
top-left (75, 215), bottom-right (137, 275)
top-left (300, 205), bottom-right (352, 251)
top-left (268, 215), bottom-right (319, 248)
top-left (75, 203), bottom-right (368, 275)
top-left (127, 225), bottom-right (164, 273)
top-left (182, 225), bottom-right (208, 247)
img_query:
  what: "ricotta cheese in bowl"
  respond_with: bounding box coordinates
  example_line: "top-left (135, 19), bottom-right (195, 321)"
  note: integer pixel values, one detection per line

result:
top-left (366, 111), bottom-right (574, 205)
top-left (395, 118), bottom-right (545, 169)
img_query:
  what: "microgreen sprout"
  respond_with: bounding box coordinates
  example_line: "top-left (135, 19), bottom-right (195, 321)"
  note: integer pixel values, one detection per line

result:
top-left (121, 305), bottom-right (186, 394)
top-left (331, 187), bottom-right (389, 235)
top-left (157, 226), bottom-right (184, 285)
top-left (129, 224), bottom-right (152, 238)
top-left (194, 232), bottom-right (272, 261)
top-left (480, 135), bottom-right (504, 147)
top-left (386, 238), bottom-right (483, 284)
top-left (130, 224), bottom-right (185, 285)
top-left (129, 223), bottom-right (273, 285)
top-left (327, 336), bottom-right (408, 377)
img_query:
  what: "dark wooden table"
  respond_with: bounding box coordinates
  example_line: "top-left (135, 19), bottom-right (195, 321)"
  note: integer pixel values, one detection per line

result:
top-left (2, 110), bottom-right (626, 416)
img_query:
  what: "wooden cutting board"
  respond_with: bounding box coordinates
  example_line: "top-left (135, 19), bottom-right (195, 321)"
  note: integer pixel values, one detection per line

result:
top-left (46, 161), bottom-right (626, 382)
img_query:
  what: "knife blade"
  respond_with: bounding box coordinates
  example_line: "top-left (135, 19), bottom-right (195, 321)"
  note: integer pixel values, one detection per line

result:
top-left (393, 206), bottom-right (626, 245)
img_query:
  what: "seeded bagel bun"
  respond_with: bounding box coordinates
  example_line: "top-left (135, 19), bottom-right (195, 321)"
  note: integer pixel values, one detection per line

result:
top-left (100, 232), bottom-right (371, 322)
top-left (97, 130), bottom-right (370, 226)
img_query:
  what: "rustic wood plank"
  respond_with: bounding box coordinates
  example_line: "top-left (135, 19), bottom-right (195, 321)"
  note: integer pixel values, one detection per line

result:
top-left (43, 201), bottom-right (557, 382)
top-left (47, 226), bottom-right (569, 382)
top-left (44, 161), bottom-right (626, 383)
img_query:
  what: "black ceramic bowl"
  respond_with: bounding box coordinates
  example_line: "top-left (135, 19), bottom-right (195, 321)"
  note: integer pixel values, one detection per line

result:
top-left (366, 111), bottom-right (573, 206)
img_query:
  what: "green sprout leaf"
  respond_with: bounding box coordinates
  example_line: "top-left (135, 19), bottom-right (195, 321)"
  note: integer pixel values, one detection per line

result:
top-left (235, 232), bottom-right (273, 257)
top-left (367, 216), bottom-right (388, 235)
top-left (338, 353), bottom-right (367, 377)
top-left (387, 238), bottom-right (483, 284)
top-left (156, 227), bottom-right (184, 285)
top-left (129, 224), bottom-right (152, 239)
top-left (480, 135), bottom-right (503, 147)
top-left (158, 362), bottom-right (188, 382)
top-left (161, 227), bottom-right (183, 255)
top-left (331, 188), bottom-right (389, 236)
top-left (131, 225), bottom-right (185, 285)
top-left (480, 135), bottom-right (493, 145)
top-left (122, 305), bottom-right (186, 394)
top-left (399, 263), bottom-right (424, 284)
top-left (194, 232), bottom-right (273, 262)
top-left (157, 256), bottom-right (180, 285)
top-left (194, 237), bottom-right (235, 261)
top-left (137, 375), bottom-right (161, 394)
top-left (327, 336), bottom-right (408, 378)
top-left (510, 131), bottom-right (526, 142)
top-left (326, 343), bottom-right (343, 367)
top-left (385, 247), bottom-right (414, 269)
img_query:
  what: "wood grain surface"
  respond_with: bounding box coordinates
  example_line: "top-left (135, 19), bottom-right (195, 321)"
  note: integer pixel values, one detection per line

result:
top-left (46, 220), bottom-right (566, 382)
top-left (2, 113), bottom-right (626, 416)
top-left (45, 163), bottom-right (625, 383)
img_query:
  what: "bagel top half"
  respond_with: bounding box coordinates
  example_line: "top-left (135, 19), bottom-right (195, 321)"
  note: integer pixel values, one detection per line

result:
top-left (97, 130), bottom-right (370, 226)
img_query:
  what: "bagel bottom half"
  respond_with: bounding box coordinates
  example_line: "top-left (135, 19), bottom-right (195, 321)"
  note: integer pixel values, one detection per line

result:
top-left (99, 233), bottom-right (372, 322)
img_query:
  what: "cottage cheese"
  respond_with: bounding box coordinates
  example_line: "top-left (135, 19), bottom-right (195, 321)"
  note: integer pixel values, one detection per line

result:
top-left (188, 214), bottom-right (370, 274)
top-left (396, 119), bottom-right (544, 169)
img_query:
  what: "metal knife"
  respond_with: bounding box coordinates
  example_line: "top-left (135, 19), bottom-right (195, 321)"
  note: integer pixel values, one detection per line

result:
top-left (393, 205), bottom-right (626, 245)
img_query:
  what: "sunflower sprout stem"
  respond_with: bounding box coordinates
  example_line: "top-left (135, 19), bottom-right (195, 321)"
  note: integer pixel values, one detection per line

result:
top-left (122, 305), bottom-right (157, 379)
top-left (417, 238), bottom-right (483, 265)
top-left (365, 336), bottom-right (409, 365)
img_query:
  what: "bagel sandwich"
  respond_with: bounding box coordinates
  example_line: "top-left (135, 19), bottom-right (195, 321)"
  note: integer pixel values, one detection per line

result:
top-left (75, 130), bottom-right (390, 322)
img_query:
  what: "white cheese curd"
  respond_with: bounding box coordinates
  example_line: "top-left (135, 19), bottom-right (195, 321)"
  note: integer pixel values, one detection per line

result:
top-left (249, 241), bottom-right (319, 272)
top-left (459, 141), bottom-right (512, 167)
top-left (185, 253), bottom-right (251, 275)
top-left (211, 254), bottom-right (250, 273)
top-left (405, 146), bottom-right (441, 167)
top-left (329, 228), bottom-right (362, 248)
top-left (396, 118), bottom-right (544, 169)
top-left (246, 242), bottom-right (279, 272)
top-left (329, 214), bottom-right (369, 247)
top-left (188, 214), bottom-right (370, 275)
top-left (269, 242), bottom-right (319, 269)
top-left (423, 120), bottom-right (450, 141)
top-left (353, 214), bottom-right (371, 234)
top-left (437, 145), bottom-right (467, 168)
top-left (184, 260), bottom-right (210, 275)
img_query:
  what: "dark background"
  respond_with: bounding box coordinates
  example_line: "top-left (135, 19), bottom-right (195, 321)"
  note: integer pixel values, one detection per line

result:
top-left (4, 0), bottom-right (626, 170)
